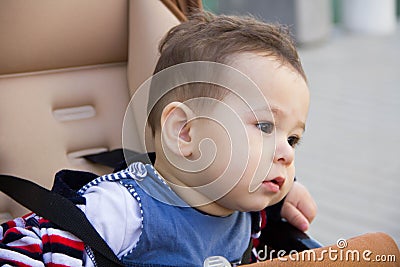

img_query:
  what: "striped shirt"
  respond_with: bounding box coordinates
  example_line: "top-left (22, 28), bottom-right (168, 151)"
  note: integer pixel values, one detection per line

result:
top-left (0, 213), bottom-right (84, 266)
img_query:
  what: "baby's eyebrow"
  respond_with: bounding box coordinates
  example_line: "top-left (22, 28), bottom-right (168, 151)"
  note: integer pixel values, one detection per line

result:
top-left (250, 106), bottom-right (306, 132)
top-left (296, 121), bottom-right (306, 133)
top-left (271, 107), bottom-right (306, 132)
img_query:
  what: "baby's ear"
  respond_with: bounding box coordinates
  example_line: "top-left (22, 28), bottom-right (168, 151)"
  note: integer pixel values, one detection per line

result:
top-left (160, 102), bottom-right (194, 157)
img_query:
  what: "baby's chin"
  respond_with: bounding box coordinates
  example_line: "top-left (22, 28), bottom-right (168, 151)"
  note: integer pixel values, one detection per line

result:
top-left (233, 198), bottom-right (280, 213)
top-left (247, 194), bottom-right (287, 212)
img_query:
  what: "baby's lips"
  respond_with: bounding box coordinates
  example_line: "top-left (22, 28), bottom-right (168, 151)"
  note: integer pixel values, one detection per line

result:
top-left (262, 176), bottom-right (285, 193)
top-left (272, 176), bottom-right (285, 188)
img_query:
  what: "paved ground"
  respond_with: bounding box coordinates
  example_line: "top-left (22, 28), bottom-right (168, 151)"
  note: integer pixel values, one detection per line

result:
top-left (295, 24), bottom-right (400, 247)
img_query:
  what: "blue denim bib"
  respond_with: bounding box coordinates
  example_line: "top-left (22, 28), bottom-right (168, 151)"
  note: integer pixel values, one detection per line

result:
top-left (118, 163), bottom-right (252, 267)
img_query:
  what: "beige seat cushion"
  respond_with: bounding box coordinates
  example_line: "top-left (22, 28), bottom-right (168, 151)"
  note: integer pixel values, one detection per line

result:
top-left (0, 0), bottom-right (179, 217)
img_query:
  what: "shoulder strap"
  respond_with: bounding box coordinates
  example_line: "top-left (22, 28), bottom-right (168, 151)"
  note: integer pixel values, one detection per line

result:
top-left (84, 149), bottom-right (155, 171)
top-left (0, 174), bottom-right (124, 267)
top-left (83, 148), bottom-right (142, 169)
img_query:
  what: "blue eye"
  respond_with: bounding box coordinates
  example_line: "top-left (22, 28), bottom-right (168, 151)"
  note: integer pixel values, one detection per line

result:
top-left (255, 122), bottom-right (274, 134)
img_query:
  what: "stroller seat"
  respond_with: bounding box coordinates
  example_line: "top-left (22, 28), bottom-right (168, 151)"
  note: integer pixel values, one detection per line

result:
top-left (0, 0), bottom-right (180, 218)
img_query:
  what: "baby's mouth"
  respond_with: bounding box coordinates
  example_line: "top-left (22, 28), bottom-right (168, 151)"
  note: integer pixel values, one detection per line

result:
top-left (262, 176), bottom-right (285, 193)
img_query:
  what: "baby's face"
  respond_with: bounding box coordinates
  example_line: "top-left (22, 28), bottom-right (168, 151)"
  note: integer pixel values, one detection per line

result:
top-left (189, 54), bottom-right (310, 213)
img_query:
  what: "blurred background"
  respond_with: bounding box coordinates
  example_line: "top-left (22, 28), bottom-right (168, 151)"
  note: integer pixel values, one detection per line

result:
top-left (203, 0), bottom-right (400, 247)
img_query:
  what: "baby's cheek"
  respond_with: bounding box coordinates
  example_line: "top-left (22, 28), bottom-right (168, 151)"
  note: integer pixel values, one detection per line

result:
top-left (284, 178), bottom-right (295, 196)
top-left (269, 179), bottom-right (293, 206)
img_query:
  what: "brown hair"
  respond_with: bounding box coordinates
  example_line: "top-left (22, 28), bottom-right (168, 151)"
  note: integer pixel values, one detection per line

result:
top-left (147, 12), bottom-right (306, 135)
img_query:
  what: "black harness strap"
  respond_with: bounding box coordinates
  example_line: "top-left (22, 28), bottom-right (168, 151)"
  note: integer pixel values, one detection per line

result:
top-left (84, 149), bottom-right (155, 171)
top-left (83, 148), bottom-right (142, 169)
top-left (0, 174), bottom-right (124, 267)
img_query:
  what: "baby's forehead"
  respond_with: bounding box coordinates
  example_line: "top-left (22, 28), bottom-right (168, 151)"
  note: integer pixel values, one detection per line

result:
top-left (219, 92), bottom-right (271, 116)
top-left (227, 52), bottom-right (282, 73)
top-left (193, 55), bottom-right (305, 117)
top-left (227, 52), bottom-right (302, 84)
top-left (188, 92), bottom-right (270, 122)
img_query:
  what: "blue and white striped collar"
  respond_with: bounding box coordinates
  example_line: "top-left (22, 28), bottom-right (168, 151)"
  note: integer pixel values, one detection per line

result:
top-left (78, 162), bottom-right (189, 207)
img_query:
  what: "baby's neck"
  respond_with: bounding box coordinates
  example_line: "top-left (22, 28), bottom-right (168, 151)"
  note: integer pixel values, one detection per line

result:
top-left (153, 161), bottom-right (235, 217)
top-left (194, 202), bottom-right (235, 217)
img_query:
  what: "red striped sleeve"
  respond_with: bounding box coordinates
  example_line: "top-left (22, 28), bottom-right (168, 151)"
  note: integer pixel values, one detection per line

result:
top-left (1, 259), bottom-right (34, 267)
top-left (42, 234), bottom-right (84, 251)
top-left (1, 214), bottom-right (84, 266)
top-left (10, 243), bottom-right (42, 254)
top-left (46, 264), bottom-right (73, 267)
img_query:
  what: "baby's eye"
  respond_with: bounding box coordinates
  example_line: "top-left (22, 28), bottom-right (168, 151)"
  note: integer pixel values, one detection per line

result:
top-left (288, 136), bottom-right (301, 148)
top-left (255, 122), bottom-right (274, 134)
